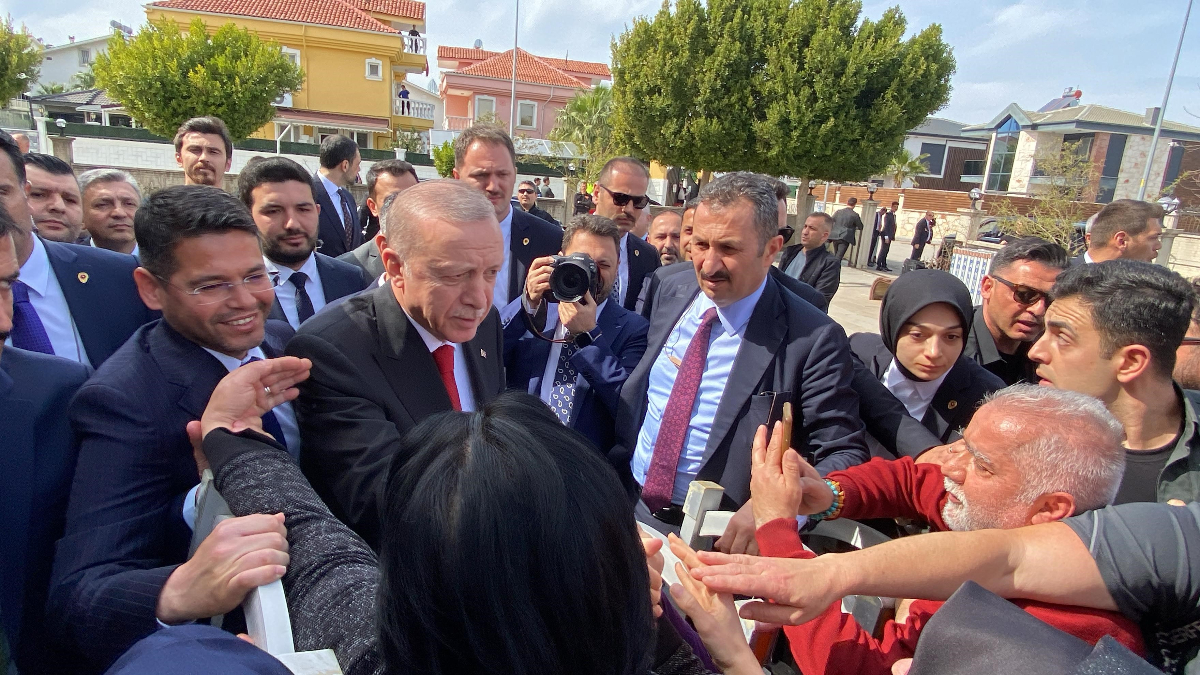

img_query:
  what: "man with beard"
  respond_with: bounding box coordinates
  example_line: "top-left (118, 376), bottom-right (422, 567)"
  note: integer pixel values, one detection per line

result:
top-left (23, 153), bottom-right (85, 244)
top-left (591, 157), bottom-right (660, 311)
top-left (505, 215), bottom-right (650, 450)
top-left (49, 185), bottom-right (295, 672)
top-left (647, 210), bottom-right (682, 265)
top-left (238, 157), bottom-right (369, 329)
top-left (706, 384), bottom-right (1136, 675)
top-left (1173, 279), bottom-right (1200, 390)
top-left (78, 168), bottom-right (142, 255)
top-left (174, 117), bottom-right (232, 187)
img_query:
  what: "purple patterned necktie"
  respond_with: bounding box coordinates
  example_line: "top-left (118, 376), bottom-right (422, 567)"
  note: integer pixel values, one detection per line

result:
top-left (642, 307), bottom-right (720, 512)
top-left (10, 280), bottom-right (55, 355)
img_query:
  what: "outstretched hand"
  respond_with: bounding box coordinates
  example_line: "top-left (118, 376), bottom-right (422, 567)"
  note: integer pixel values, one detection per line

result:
top-left (688, 550), bottom-right (842, 626)
top-left (200, 356), bottom-right (311, 440)
top-left (750, 422), bottom-right (831, 527)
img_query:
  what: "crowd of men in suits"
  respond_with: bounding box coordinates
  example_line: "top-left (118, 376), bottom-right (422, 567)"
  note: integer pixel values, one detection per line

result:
top-left (4, 113), bottom-right (1200, 675)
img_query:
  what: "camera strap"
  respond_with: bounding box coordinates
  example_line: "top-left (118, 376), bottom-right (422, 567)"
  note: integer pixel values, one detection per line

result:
top-left (520, 304), bottom-right (573, 344)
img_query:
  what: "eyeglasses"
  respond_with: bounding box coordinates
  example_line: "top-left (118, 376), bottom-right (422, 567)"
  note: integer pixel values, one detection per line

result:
top-left (596, 184), bottom-right (650, 210)
top-left (991, 274), bottom-right (1049, 306)
top-left (1182, 337), bottom-right (1200, 346)
top-left (517, 188), bottom-right (536, 195)
top-left (157, 271), bottom-right (279, 305)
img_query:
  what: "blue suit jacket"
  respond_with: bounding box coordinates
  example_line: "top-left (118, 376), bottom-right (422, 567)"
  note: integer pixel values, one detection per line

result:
top-left (504, 300), bottom-right (649, 451)
top-left (311, 175), bottom-right (362, 258)
top-left (104, 625), bottom-right (291, 675)
top-left (49, 318), bottom-right (293, 672)
top-left (0, 348), bottom-right (90, 674)
top-left (267, 252), bottom-right (371, 326)
top-left (43, 239), bottom-right (158, 368)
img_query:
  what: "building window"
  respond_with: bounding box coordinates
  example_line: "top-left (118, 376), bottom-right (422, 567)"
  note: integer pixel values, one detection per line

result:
top-left (79, 49), bottom-right (91, 66)
top-left (475, 95), bottom-right (496, 120)
top-left (517, 101), bottom-right (537, 129)
top-left (317, 127), bottom-right (340, 144)
top-left (918, 142), bottom-right (947, 176)
top-left (962, 160), bottom-right (985, 177)
top-left (365, 58), bottom-right (383, 81)
top-left (354, 131), bottom-right (371, 149)
top-left (1096, 134), bottom-right (1127, 204)
top-left (281, 47), bottom-right (300, 66)
top-left (986, 117), bottom-right (1021, 192)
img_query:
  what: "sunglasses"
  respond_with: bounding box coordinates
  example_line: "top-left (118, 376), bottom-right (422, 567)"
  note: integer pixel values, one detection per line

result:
top-left (779, 226), bottom-right (795, 241)
top-left (1182, 337), bottom-right (1200, 346)
top-left (991, 274), bottom-right (1049, 306)
top-left (517, 188), bottom-right (536, 195)
top-left (596, 184), bottom-right (650, 210)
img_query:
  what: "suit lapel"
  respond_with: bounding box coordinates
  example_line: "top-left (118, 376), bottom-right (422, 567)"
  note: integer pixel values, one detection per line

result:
top-left (314, 254), bottom-right (347, 301)
top-left (312, 178), bottom-right (346, 243)
top-left (0, 366), bottom-right (34, 646)
top-left (462, 311), bottom-right (501, 406)
top-left (567, 301), bottom-right (623, 423)
top-left (150, 322), bottom-right (230, 420)
top-left (371, 286), bottom-right (454, 419)
top-left (268, 297), bottom-right (287, 323)
top-left (702, 278), bottom-right (787, 464)
top-left (508, 210), bottom-right (530, 302)
top-left (43, 241), bottom-right (96, 363)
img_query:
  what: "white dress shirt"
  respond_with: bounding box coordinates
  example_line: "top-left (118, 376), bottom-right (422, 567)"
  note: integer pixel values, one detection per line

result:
top-left (319, 173), bottom-right (353, 228)
top-left (538, 299), bottom-right (608, 404)
top-left (266, 253), bottom-right (328, 329)
top-left (90, 238), bottom-right (138, 258)
top-left (882, 359), bottom-right (949, 422)
top-left (6, 235), bottom-right (90, 363)
top-left (494, 205), bottom-right (514, 309)
top-left (617, 232), bottom-right (631, 307)
top-left (631, 276), bottom-right (768, 505)
top-left (1083, 251), bottom-right (1095, 264)
top-left (405, 310), bottom-right (477, 412)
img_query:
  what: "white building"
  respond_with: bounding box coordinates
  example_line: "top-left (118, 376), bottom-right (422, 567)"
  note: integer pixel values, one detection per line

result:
top-left (34, 32), bottom-right (117, 90)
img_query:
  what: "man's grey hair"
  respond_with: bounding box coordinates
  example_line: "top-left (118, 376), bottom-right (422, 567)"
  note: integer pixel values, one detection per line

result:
top-left (453, 123), bottom-right (515, 169)
top-left (982, 384), bottom-right (1126, 510)
top-left (384, 179), bottom-right (496, 260)
top-left (77, 168), bottom-right (142, 200)
top-left (697, 172), bottom-right (780, 250)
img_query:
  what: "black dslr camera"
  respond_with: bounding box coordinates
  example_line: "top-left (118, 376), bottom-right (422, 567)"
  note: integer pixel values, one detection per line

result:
top-left (549, 253), bottom-right (601, 304)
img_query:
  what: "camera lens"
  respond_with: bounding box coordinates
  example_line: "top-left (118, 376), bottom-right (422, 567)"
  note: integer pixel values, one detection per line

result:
top-left (550, 260), bottom-right (592, 304)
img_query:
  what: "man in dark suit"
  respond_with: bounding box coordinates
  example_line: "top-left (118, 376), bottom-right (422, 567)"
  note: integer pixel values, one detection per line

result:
top-left (515, 179), bottom-right (561, 226)
top-left (288, 180), bottom-right (507, 549)
top-left (0, 131), bottom-right (155, 368)
top-left (311, 134), bottom-right (363, 257)
top-left (779, 212), bottom-right (841, 305)
top-left (339, 159), bottom-right (420, 280)
top-left (876, 204), bottom-right (898, 272)
top-left (912, 211), bottom-right (935, 260)
top-left (237, 157), bottom-right (369, 329)
top-left (613, 172), bottom-right (867, 535)
top-left (0, 204), bottom-right (91, 674)
top-left (49, 186), bottom-right (294, 672)
top-left (829, 197), bottom-right (864, 262)
top-left (591, 157), bottom-right (660, 312)
top-left (868, 201), bottom-right (898, 266)
top-left (505, 215), bottom-right (649, 451)
top-left (451, 124), bottom-right (560, 315)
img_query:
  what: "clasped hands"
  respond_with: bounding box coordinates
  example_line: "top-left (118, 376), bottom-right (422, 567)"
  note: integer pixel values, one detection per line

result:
top-left (524, 255), bottom-right (598, 336)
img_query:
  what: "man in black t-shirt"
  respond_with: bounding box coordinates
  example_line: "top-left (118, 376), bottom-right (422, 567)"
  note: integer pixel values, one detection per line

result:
top-left (1028, 260), bottom-right (1200, 505)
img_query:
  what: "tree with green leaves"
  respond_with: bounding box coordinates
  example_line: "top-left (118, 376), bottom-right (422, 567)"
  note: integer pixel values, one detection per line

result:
top-left (611, 0), bottom-right (955, 181)
top-left (432, 140), bottom-right (455, 177)
top-left (0, 17), bottom-right (41, 103)
top-left (94, 18), bottom-right (303, 140)
top-left (886, 147), bottom-right (929, 188)
top-left (549, 84), bottom-right (615, 183)
top-left (70, 67), bottom-right (96, 90)
top-left (36, 81), bottom-right (66, 95)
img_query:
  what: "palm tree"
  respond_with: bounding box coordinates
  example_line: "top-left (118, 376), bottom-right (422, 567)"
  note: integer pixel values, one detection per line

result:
top-left (71, 68), bottom-right (96, 90)
top-left (35, 81), bottom-right (67, 95)
top-left (549, 84), bottom-right (614, 183)
top-left (887, 148), bottom-right (929, 189)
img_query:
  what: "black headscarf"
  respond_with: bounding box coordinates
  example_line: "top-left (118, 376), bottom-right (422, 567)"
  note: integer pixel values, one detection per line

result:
top-left (879, 269), bottom-right (975, 355)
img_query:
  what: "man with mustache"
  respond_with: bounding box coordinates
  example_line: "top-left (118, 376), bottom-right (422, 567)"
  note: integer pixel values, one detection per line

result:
top-left (287, 180), bottom-right (507, 549)
top-left (78, 168), bottom-right (142, 255)
top-left (174, 117), bottom-right (232, 187)
top-left (591, 157), bottom-right (660, 311)
top-left (647, 210), bottom-right (682, 265)
top-left (237, 157), bottom-right (369, 329)
top-left (49, 185), bottom-right (295, 671)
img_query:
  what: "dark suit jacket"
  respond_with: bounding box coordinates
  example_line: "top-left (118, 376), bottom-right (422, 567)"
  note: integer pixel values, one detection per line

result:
top-left (0, 348), bottom-right (90, 674)
top-left (504, 300), bottom-right (649, 451)
top-left (43, 239), bottom-right (157, 368)
top-left (623, 233), bottom-right (660, 312)
top-left (639, 262), bottom-right (828, 317)
top-left (49, 319), bottom-right (293, 671)
top-left (286, 284), bottom-right (506, 549)
top-left (267, 253), bottom-right (371, 326)
top-left (506, 207), bottom-right (563, 304)
top-left (778, 244), bottom-right (841, 305)
top-left (337, 240), bottom-right (385, 281)
top-left (850, 333), bottom-right (1006, 445)
top-left (613, 272), bottom-right (868, 508)
top-left (311, 175), bottom-right (362, 258)
top-left (524, 204), bottom-right (561, 227)
top-left (830, 207), bottom-right (864, 245)
top-left (913, 218), bottom-right (934, 246)
top-left (1069, 253), bottom-right (1088, 266)
top-left (880, 210), bottom-right (898, 239)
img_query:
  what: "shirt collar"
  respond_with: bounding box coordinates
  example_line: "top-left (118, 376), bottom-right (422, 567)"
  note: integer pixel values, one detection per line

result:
top-left (319, 172), bottom-right (342, 198)
top-left (696, 274), bottom-right (768, 337)
top-left (403, 308), bottom-right (453, 352)
top-left (884, 358), bottom-right (951, 402)
top-left (265, 252), bottom-right (319, 285)
top-left (1084, 251), bottom-right (1095, 264)
top-left (499, 204), bottom-right (514, 234)
top-left (19, 235), bottom-right (52, 296)
top-left (202, 345), bottom-right (267, 373)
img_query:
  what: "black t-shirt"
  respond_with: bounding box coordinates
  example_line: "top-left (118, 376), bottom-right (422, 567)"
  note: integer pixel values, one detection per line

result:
top-left (1114, 441), bottom-right (1178, 505)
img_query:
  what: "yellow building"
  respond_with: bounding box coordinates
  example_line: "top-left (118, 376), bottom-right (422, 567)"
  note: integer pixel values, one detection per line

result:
top-left (146, 0), bottom-right (432, 150)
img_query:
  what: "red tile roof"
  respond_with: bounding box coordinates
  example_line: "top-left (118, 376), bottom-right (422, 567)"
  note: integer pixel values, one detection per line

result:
top-left (150, 0), bottom-right (416, 33)
top-left (458, 49), bottom-right (583, 87)
top-left (540, 56), bottom-right (609, 77)
top-left (438, 45), bottom-right (610, 78)
top-left (351, 0), bottom-right (424, 21)
top-left (437, 46), bottom-right (499, 60)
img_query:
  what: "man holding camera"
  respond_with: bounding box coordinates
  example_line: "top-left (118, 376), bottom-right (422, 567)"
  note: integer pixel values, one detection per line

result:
top-left (505, 215), bottom-right (650, 451)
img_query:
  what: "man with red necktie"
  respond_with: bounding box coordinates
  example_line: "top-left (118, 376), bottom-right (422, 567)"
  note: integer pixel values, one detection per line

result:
top-left (287, 179), bottom-right (507, 550)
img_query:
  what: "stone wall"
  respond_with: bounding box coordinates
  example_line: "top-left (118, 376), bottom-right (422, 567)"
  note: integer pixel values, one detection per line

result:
top-left (1167, 232), bottom-right (1200, 279)
top-left (1007, 130), bottom-right (1041, 194)
top-left (1114, 133), bottom-right (1174, 200)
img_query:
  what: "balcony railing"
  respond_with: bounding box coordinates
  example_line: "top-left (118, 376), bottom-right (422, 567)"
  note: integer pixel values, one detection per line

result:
top-left (394, 99), bottom-right (435, 120)
top-left (445, 115), bottom-right (473, 131)
top-left (403, 35), bottom-right (427, 55)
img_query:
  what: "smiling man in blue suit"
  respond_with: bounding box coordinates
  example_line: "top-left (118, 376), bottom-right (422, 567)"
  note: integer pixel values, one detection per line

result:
top-left (0, 131), bottom-right (155, 368)
top-left (505, 215), bottom-right (649, 451)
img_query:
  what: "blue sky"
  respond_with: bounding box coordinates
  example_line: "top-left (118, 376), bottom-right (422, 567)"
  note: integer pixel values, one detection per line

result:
top-left (9, 0), bottom-right (1200, 127)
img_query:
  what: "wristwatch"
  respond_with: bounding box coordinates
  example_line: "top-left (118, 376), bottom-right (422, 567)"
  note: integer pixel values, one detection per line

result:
top-left (572, 327), bottom-right (602, 348)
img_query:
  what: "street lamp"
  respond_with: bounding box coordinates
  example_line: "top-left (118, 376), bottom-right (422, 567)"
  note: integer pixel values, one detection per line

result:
top-left (807, 179), bottom-right (817, 196)
top-left (969, 187), bottom-right (982, 210)
top-left (55, 118), bottom-right (67, 136)
top-left (866, 183), bottom-right (878, 199)
top-left (1159, 194), bottom-right (1181, 215)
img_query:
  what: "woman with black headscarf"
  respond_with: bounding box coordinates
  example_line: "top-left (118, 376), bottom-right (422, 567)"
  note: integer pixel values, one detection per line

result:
top-left (850, 269), bottom-right (1005, 444)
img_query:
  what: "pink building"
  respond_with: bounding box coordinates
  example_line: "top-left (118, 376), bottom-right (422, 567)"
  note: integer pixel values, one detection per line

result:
top-left (437, 46), bottom-right (610, 139)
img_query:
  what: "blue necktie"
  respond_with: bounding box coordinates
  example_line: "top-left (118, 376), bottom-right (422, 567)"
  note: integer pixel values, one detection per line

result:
top-left (548, 341), bottom-right (578, 424)
top-left (10, 280), bottom-right (54, 355)
top-left (289, 272), bottom-right (315, 324)
top-left (245, 356), bottom-right (288, 451)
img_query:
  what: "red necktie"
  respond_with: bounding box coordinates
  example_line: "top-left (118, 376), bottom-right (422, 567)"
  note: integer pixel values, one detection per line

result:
top-left (641, 307), bottom-right (720, 512)
top-left (432, 344), bottom-right (461, 411)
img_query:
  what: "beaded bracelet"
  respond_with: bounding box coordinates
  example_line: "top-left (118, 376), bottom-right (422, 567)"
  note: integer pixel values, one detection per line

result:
top-left (810, 479), bottom-right (844, 521)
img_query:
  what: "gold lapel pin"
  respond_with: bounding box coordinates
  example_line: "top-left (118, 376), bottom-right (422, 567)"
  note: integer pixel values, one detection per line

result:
top-left (480, 349), bottom-right (487, 358)
top-left (634, 249), bottom-right (640, 256)
top-left (947, 400), bottom-right (958, 410)
top-left (77, 272), bottom-right (89, 284)
top-left (522, 237), bottom-right (530, 246)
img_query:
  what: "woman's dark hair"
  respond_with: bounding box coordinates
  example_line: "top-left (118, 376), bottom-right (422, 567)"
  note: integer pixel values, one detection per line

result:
top-left (377, 392), bottom-right (653, 675)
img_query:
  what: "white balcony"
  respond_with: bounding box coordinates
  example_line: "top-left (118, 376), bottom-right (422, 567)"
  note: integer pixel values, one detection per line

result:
top-left (445, 115), bottom-right (473, 131)
top-left (394, 99), bottom-right (435, 120)
top-left (403, 35), bottom-right (427, 55)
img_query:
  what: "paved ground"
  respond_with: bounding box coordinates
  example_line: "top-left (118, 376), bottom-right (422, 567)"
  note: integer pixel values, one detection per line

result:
top-left (826, 264), bottom-right (895, 336)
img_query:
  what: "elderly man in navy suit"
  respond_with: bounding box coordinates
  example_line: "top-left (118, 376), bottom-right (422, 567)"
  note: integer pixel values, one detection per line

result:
top-left (0, 131), bottom-right (155, 368)
top-left (49, 185), bottom-right (295, 672)
top-left (612, 172), bottom-right (867, 541)
top-left (0, 204), bottom-right (91, 674)
top-left (505, 214), bottom-right (649, 451)
top-left (238, 157), bottom-right (369, 328)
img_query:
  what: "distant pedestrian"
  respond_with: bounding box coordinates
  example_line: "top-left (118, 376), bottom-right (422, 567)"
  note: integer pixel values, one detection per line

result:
top-left (912, 211), bottom-right (935, 260)
top-left (542, 180), bottom-right (555, 199)
top-left (868, 201), bottom-right (899, 266)
top-left (573, 180), bottom-right (595, 215)
top-left (876, 204), bottom-right (897, 272)
top-left (397, 84), bottom-right (410, 115)
top-left (829, 197), bottom-right (864, 262)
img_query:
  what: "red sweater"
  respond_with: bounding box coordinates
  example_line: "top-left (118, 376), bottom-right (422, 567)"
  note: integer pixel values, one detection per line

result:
top-left (753, 458), bottom-right (1146, 675)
